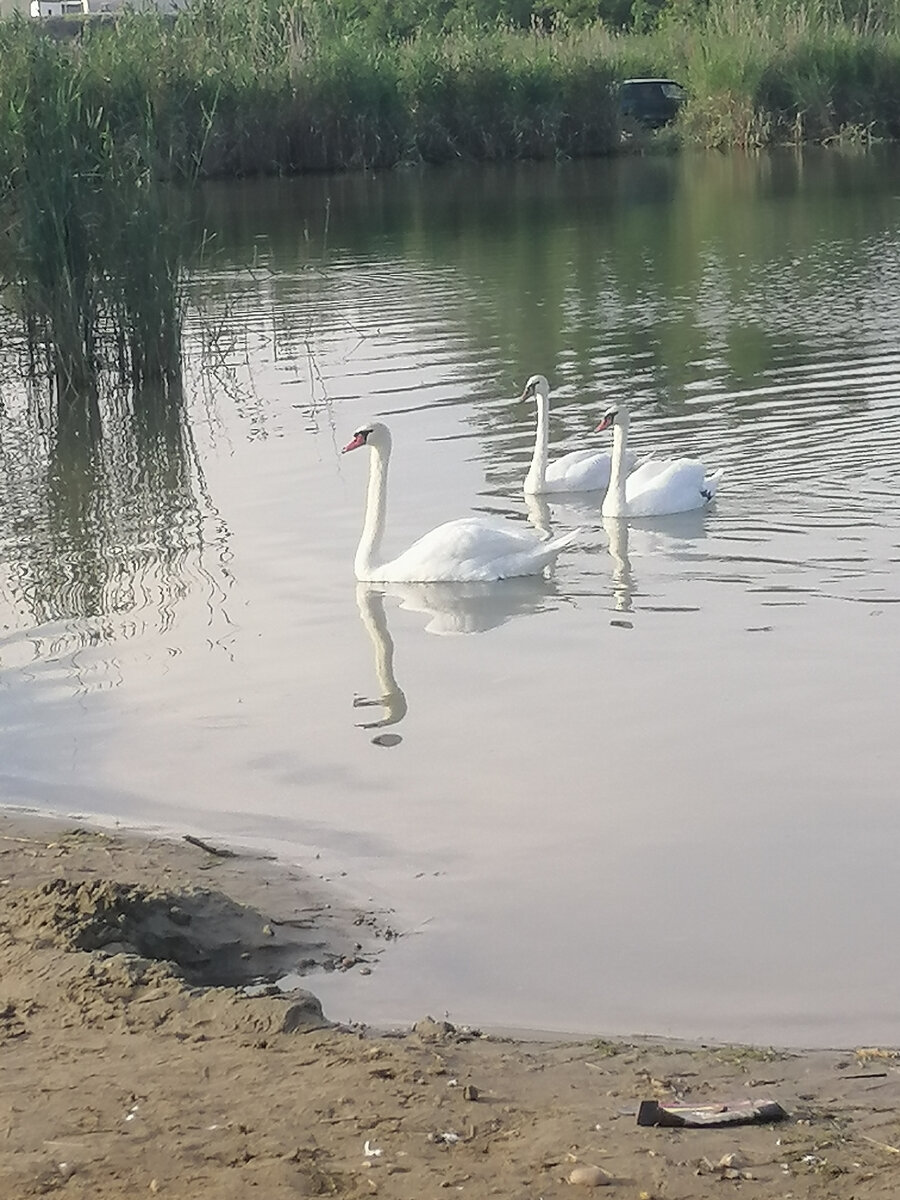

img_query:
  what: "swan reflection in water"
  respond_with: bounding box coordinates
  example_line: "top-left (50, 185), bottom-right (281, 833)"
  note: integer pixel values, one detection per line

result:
top-left (353, 585), bottom-right (408, 733)
top-left (603, 517), bottom-right (634, 613)
top-left (607, 509), bottom-right (715, 614)
top-left (525, 492), bottom-right (637, 612)
top-left (525, 492), bottom-right (712, 616)
top-left (353, 575), bottom-right (558, 742)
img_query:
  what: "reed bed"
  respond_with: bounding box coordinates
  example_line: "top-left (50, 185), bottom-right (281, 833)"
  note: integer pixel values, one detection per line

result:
top-left (2, 0), bottom-right (899, 177)
top-left (0, 22), bottom-right (196, 396)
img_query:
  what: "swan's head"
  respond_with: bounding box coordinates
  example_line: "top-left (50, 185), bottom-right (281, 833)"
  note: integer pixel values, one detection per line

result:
top-left (342, 421), bottom-right (391, 454)
top-left (520, 374), bottom-right (550, 403)
top-left (595, 403), bottom-right (629, 434)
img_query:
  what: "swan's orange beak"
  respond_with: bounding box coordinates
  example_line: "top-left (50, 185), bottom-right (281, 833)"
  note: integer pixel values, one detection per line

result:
top-left (595, 414), bottom-right (614, 433)
top-left (342, 433), bottom-right (366, 453)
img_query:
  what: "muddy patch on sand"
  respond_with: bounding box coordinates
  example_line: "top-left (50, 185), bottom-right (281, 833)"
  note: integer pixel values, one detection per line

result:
top-left (5, 874), bottom-right (375, 987)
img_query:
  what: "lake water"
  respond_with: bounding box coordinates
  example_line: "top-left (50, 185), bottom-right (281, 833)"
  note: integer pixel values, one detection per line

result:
top-left (2, 148), bottom-right (900, 1048)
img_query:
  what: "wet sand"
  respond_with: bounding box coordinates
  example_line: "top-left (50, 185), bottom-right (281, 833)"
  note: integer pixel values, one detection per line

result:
top-left (1, 811), bottom-right (898, 1199)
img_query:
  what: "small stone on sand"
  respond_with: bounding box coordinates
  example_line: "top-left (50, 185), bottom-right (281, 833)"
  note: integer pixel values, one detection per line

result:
top-left (568, 1164), bottom-right (611, 1186)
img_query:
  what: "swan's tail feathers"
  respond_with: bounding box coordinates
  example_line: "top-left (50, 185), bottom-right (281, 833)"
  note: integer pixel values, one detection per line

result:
top-left (499, 526), bottom-right (581, 579)
top-left (546, 526), bottom-right (582, 552)
top-left (701, 468), bottom-right (724, 503)
top-left (535, 526), bottom-right (582, 568)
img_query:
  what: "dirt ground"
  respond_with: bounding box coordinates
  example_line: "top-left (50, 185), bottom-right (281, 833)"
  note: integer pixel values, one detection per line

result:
top-left (1, 813), bottom-right (900, 1199)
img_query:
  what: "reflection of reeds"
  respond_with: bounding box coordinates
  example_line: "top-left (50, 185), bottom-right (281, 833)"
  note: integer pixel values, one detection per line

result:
top-left (0, 26), bottom-right (223, 642)
top-left (0, 370), bottom-right (213, 633)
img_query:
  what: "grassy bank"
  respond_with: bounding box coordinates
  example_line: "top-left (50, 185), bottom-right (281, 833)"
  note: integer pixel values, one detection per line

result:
top-left (2, 0), bottom-right (898, 183)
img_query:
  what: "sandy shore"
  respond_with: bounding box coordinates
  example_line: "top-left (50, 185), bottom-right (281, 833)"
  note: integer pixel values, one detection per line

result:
top-left (1, 812), bottom-right (898, 1199)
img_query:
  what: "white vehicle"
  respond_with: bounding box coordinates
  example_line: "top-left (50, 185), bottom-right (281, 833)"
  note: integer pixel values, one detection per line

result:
top-left (30, 0), bottom-right (122, 14)
top-left (31, 0), bottom-right (89, 14)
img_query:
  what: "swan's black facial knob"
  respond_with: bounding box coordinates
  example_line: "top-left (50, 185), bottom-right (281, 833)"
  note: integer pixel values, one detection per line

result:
top-left (595, 410), bottom-right (617, 433)
top-left (520, 374), bottom-right (548, 402)
top-left (342, 428), bottom-right (372, 453)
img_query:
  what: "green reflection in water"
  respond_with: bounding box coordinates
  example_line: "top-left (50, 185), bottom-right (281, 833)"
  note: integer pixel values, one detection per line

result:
top-left (0, 374), bottom-right (212, 636)
top-left (197, 145), bottom-right (900, 418)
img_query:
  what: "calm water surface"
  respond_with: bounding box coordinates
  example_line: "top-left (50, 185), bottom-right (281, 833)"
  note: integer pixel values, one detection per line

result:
top-left (2, 149), bottom-right (900, 1046)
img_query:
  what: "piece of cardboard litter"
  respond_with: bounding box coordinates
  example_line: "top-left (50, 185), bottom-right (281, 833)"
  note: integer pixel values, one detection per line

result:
top-left (637, 1097), bottom-right (789, 1128)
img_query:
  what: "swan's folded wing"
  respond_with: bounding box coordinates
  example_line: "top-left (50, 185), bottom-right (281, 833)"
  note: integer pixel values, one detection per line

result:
top-left (544, 448), bottom-right (641, 492)
top-left (378, 517), bottom-right (548, 583)
top-left (625, 457), bottom-right (719, 516)
top-left (624, 457), bottom-right (674, 489)
top-left (543, 450), bottom-right (609, 491)
top-left (547, 448), bottom-right (608, 475)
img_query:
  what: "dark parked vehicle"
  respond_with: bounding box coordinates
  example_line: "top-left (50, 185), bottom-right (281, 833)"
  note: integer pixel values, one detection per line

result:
top-left (619, 78), bottom-right (687, 129)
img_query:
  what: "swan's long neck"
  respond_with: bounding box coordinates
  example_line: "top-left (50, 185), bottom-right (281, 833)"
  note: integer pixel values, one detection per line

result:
top-left (524, 491), bottom-right (552, 538)
top-left (524, 389), bottom-right (550, 494)
top-left (355, 435), bottom-right (390, 580)
top-left (603, 416), bottom-right (630, 517)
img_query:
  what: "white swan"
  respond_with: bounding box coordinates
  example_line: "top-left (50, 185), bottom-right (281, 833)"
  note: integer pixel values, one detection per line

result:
top-left (343, 422), bottom-right (578, 582)
top-left (521, 374), bottom-right (635, 494)
top-left (595, 403), bottom-right (723, 518)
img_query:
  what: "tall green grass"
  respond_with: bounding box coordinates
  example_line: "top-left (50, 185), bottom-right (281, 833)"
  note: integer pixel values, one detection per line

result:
top-left (4, 0), bottom-right (899, 179)
top-left (1, 6), bottom-right (624, 178)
